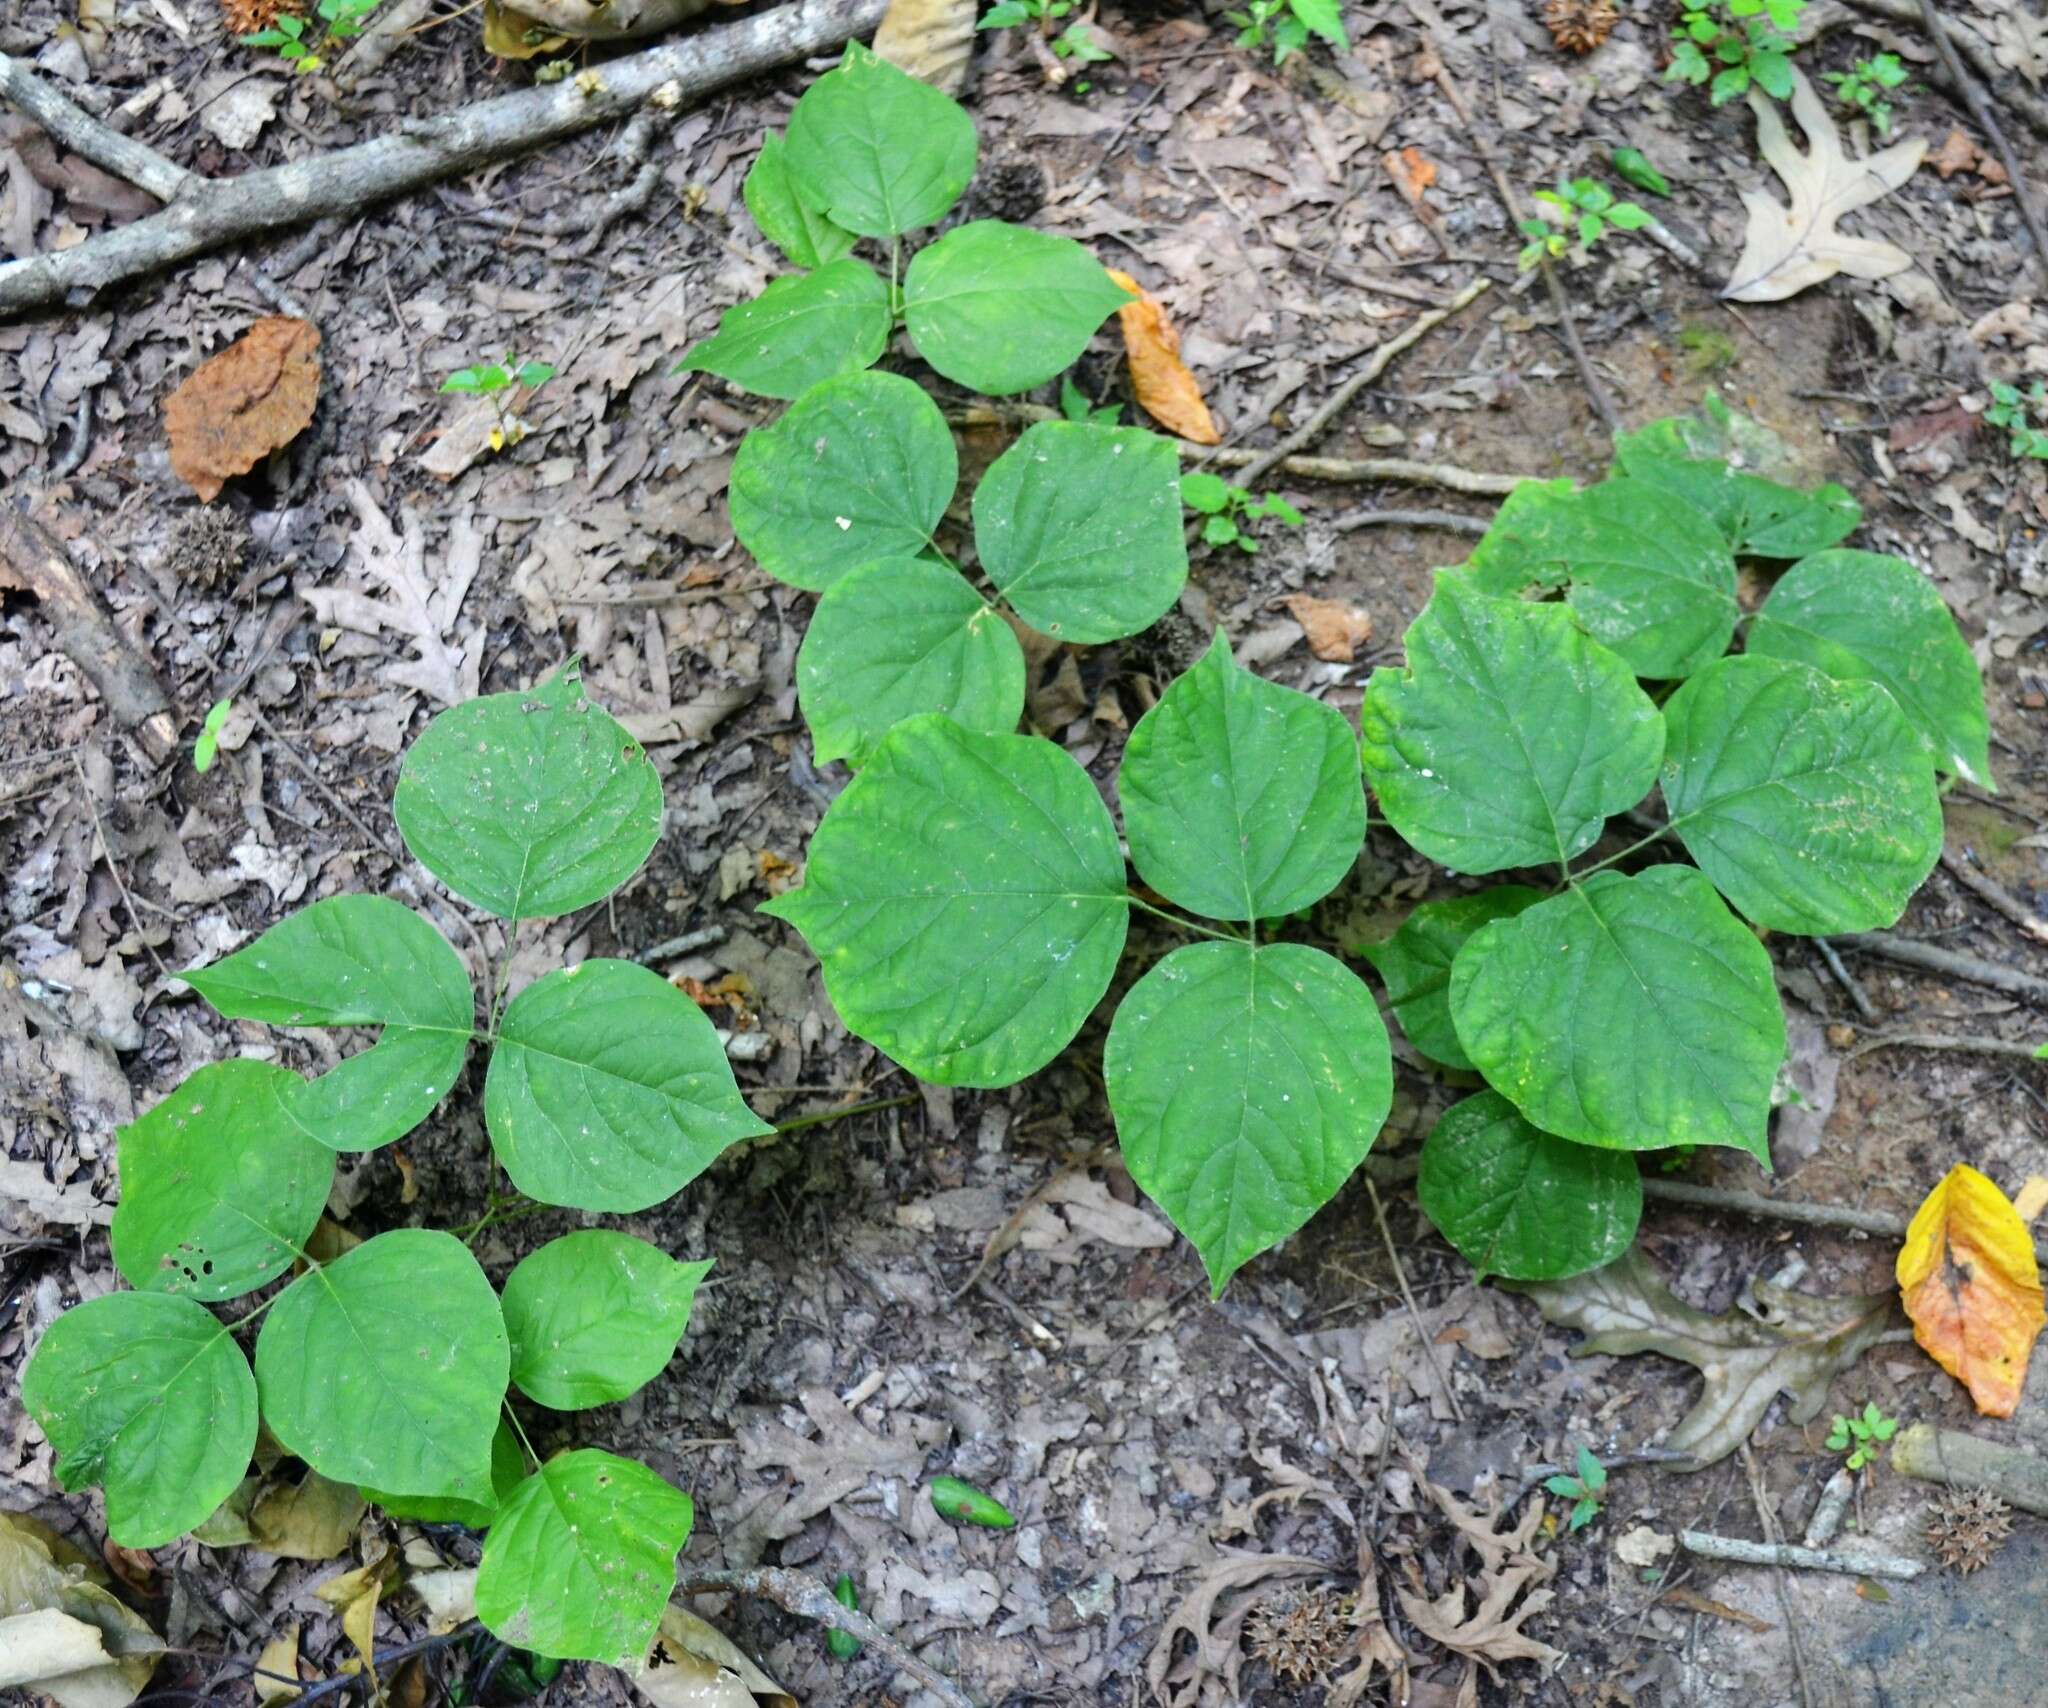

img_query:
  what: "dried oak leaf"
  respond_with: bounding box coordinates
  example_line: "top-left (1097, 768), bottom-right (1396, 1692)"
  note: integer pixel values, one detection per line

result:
top-left (1897, 1163), bottom-right (2046, 1418)
top-left (1106, 268), bottom-right (1220, 446)
top-left (1284, 593), bottom-right (1372, 663)
top-left (1145, 1552), bottom-right (1328, 1708)
top-left (1514, 1246), bottom-right (1896, 1467)
top-left (1393, 1461), bottom-right (1560, 1681)
top-left (165, 317), bottom-right (320, 503)
top-left (1720, 68), bottom-right (1925, 303)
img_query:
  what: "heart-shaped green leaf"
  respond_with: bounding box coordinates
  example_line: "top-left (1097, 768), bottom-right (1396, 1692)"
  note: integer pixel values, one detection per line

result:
top-left (394, 664), bottom-right (662, 920)
top-left (501, 1233), bottom-right (712, 1410)
top-left (1612, 430), bottom-right (1859, 558)
top-left (112, 1060), bottom-right (333, 1301)
top-left (1461, 477), bottom-right (1739, 677)
top-left (363, 1420), bottom-right (527, 1528)
top-left (678, 259), bottom-right (890, 400)
top-left (476, 1450), bottom-right (694, 1666)
top-left (1361, 576), bottom-right (1663, 874)
top-left (742, 130), bottom-right (858, 270)
top-left (904, 221), bottom-right (1132, 396)
top-left (255, 1229), bottom-right (507, 1502)
top-left (971, 420), bottom-right (1186, 642)
top-left (1450, 865), bottom-right (1785, 1164)
top-left (1120, 632), bottom-right (1363, 920)
top-left (182, 896), bottom-right (473, 1153)
top-left (785, 43), bottom-right (976, 237)
top-left (1418, 1092), bottom-right (1641, 1281)
top-left (1106, 941), bottom-right (1391, 1294)
top-left (1661, 654), bottom-right (1942, 934)
top-left (729, 370), bottom-right (956, 591)
top-left (485, 959), bottom-right (771, 1213)
top-left (1748, 548), bottom-right (1991, 787)
top-left (761, 715), bottom-right (1129, 1087)
top-left (23, 1292), bottom-right (258, 1548)
top-left (797, 557), bottom-right (1025, 767)
top-left (1358, 885), bottom-right (1542, 1070)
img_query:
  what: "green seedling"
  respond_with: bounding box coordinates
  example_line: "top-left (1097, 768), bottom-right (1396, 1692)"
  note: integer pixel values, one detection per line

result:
top-left (441, 354), bottom-right (557, 452)
top-left (1180, 469), bottom-right (1303, 553)
top-left (1678, 324), bottom-right (1739, 377)
top-left (1667, 0), bottom-right (1805, 105)
top-left (1826, 1401), bottom-right (1899, 1470)
top-left (977, 0), bottom-right (1113, 67)
top-left (1543, 1445), bottom-right (1608, 1532)
top-left (1985, 381), bottom-right (2048, 459)
top-left (1824, 53), bottom-right (1908, 135)
top-left (929, 1475), bottom-right (1017, 1528)
top-left (1609, 147), bottom-right (1671, 198)
top-left (1222, 0), bottom-right (1347, 65)
top-left (826, 1573), bottom-right (862, 1659)
top-left (242, 0), bottom-right (379, 75)
top-left (192, 697), bottom-right (234, 774)
top-left (1518, 177), bottom-right (1652, 270)
top-left (1061, 373), bottom-right (1123, 425)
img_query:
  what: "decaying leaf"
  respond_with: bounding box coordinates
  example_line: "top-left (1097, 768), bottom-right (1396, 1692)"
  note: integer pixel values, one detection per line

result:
top-left (0, 1513), bottom-right (161, 1708)
top-left (872, 0), bottom-right (975, 94)
top-left (1515, 1246), bottom-right (1896, 1467)
top-left (313, 1554), bottom-right (397, 1670)
top-left (481, 0), bottom-right (570, 58)
top-left (1898, 1164), bottom-right (2046, 1418)
top-left (165, 317), bottom-right (321, 503)
top-left (253, 1623), bottom-right (302, 1707)
top-left (1721, 69), bottom-right (1925, 303)
top-left (1325, 1527), bottom-right (1411, 1708)
top-left (1393, 1463), bottom-right (1560, 1683)
top-left (1381, 146), bottom-right (1436, 208)
top-left (249, 1471), bottom-right (368, 1561)
top-left (406, 1567), bottom-right (479, 1633)
top-left (1146, 1552), bottom-right (1330, 1708)
top-left (634, 1605), bottom-right (795, 1708)
top-left (1105, 268), bottom-right (1220, 446)
top-left (1283, 594), bottom-right (1373, 663)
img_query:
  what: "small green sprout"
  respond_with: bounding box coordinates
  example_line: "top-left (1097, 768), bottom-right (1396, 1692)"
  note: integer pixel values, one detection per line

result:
top-left (928, 1474), bottom-right (1016, 1529)
top-left (1060, 374), bottom-right (1122, 426)
top-left (1220, 0), bottom-right (1347, 66)
top-left (825, 1572), bottom-right (862, 1659)
top-left (1180, 470), bottom-right (1302, 554)
top-left (193, 697), bottom-right (234, 774)
top-left (1667, 0), bottom-right (1804, 106)
top-left (1826, 1401), bottom-right (1898, 1471)
top-left (1985, 381), bottom-right (2048, 460)
top-left (440, 354), bottom-right (557, 452)
top-left (1543, 1444), bottom-right (1608, 1532)
top-left (1824, 53), bottom-right (1908, 135)
top-left (242, 0), bottom-right (379, 75)
top-left (977, 0), bottom-right (1113, 66)
top-left (1609, 147), bottom-right (1671, 198)
top-left (1517, 177), bottom-right (1652, 270)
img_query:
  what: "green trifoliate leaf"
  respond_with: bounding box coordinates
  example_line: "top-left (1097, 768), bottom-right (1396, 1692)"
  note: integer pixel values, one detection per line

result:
top-left (393, 663), bottom-right (662, 920)
top-left (501, 1232), bottom-right (713, 1410)
top-left (677, 260), bottom-right (890, 401)
top-left (363, 1421), bottom-right (527, 1527)
top-left (1106, 941), bottom-right (1392, 1294)
top-left (1748, 548), bottom-right (1992, 787)
top-left (485, 959), bottom-right (771, 1213)
top-left (1358, 885), bottom-right (1542, 1070)
top-left (760, 715), bottom-right (1129, 1087)
top-left (1360, 576), bottom-right (1663, 874)
top-left (903, 221), bottom-right (1133, 396)
top-left (784, 41), bottom-right (976, 237)
top-left (476, 1450), bottom-right (694, 1666)
top-left (23, 1292), bottom-right (258, 1548)
top-left (1450, 865), bottom-right (1786, 1164)
top-left (112, 1060), bottom-right (333, 1301)
top-left (1460, 476), bottom-right (1739, 677)
top-left (1660, 654), bottom-right (1942, 934)
top-left (741, 130), bottom-right (858, 270)
top-left (1417, 1092), bottom-right (1641, 1281)
top-left (182, 896), bottom-right (473, 1153)
top-left (797, 557), bottom-right (1026, 768)
top-left (255, 1229), bottom-right (507, 1503)
top-left (729, 371), bottom-right (956, 591)
top-left (1119, 632), bottom-right (1363, 921)
top-left (1611, 431), bottom-right (1859, 558)
top-left (971, 420), bottom-right (1186, 642)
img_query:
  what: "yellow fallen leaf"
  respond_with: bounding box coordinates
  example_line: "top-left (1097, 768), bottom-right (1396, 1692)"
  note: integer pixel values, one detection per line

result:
top-left (253, 1623), bottom-right (301, 1707)
top-left (2012, 1174), bottom-right (2048, 1224)
top-left (315, 1557), bottom-right (397, 1676)
top-left (1897, 1164), bottom-right (2046, 1417)
top-left (1104, 269), bottom-right (1219, 446)
top-left (634, 1605), bottom-right (794, 1708)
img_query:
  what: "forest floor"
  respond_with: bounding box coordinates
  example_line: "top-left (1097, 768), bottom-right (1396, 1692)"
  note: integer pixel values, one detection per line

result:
top-left (5, 0), bottom-right (2048, 1703)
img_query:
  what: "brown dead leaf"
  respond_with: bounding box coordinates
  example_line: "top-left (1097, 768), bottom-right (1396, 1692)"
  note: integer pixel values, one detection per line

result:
top-left (872, 0), bottom-right (974, 93)
top-left (1657, 1586), bottom-right (1773, 1632)
top-left (313, 1556), bottom-right (397, 1673)
top-left (97, 1544), bottom-right (155, 1598)
top-left (1394, 1460), bottom-right (1561, 1680)
top-left (1105, 268), bottom-right (1220, 446)
top-left (1382, 146), bottom-right (1436, 206)
top-left (1283, 594), bottom-right (1372, 663)
top-left (249, 1472), bottom-right (367, 1561)
top-left (636, 1605), bottom-right (794, 1708)
top-left (165, 318), bottom-right (320, 503)
top-left (1928, 128), bottom-right (2004, 183)
top-left (481, 0), bottom-right (568, 58)
top-left (1145, 1552), bottom-right (1329, 1708)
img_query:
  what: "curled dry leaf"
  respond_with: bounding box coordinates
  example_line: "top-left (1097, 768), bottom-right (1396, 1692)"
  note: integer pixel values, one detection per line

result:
top-left (1393, 1461), bottom-right (1560, 1682)
top-left (1145, 1552), bottom-right (1328, 1708)
top-left (872, 0), bottom-right (975, 94)
top-left (634, 1605), bottom-right (795, 1708)
top-left (1105, 268), bottom-right (1220, 446)
top-left (0, 1512), bottom-right (161, 1708)
top-left (1283, 594), bottom-right (1373, 663)
top-left (165, 317), bottom-right (321, 503)
top-left (1897, 1163), bottom-right (2046, 1418)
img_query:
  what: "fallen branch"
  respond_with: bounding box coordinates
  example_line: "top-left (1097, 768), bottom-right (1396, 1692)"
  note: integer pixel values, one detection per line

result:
top-left (0, 0), bottom-right (888, 315)
top-left (1835, 930), bottom-right (2048, 1004)
top-left (1639, 1176), bottom-right (1909, 1241)
top-left (677, 1566), bottom-right (973, 1708)
top-left (1844, 1028), bottom-right (2044, 1063)
top-left (0, 53), bottom-right (190, 203)
top-left (1208, 446), bottom-right (1518, 494)
top-left (1893, 1424), bottom-right (2048, 1517)
top-left (1332, 506), bottom-right (1488, 535)
top-left (1940, 847), bottom-right (2048, 944)
top-left (1678, 1529), bottom-right (1924, 1580)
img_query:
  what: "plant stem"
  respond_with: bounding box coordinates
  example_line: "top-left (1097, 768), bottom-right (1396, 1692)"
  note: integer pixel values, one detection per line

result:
top-left (1126, 893), bottom-right (1247, 944)
top-left (1567, 823), bottom-right (1676, 883)
top-left (501, 1400), bottom-right (540, 1471)
top-left (768, 1092), bottom-right (918, 1136)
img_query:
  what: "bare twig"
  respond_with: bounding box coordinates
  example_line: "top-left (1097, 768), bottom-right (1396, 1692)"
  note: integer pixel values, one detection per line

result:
top-left (1835, 930), bottom-right (2048, 1004)
top-left (1267, 229), bottom-right (1458, 305)
top-left (636, 924), bottom-right (728, 963)
top-left (1332, 506), bottom-right (1488, 535)
top-left (1843, 1029), bottom-right (2045, 1063)
top-left (1641, 1174), bottom-right (2048, 1261)
top-left (1739, 1444), bottom-right (1815, 1708)
top-left (677, 1566), bottom-right (974, 1708)
top-left (71, 754), bottom-right (172, 983)
top-left (1363, 1176), bottom-right (1465, 1423)
top-left (1814, 935), bottom-right (1877, 1021)
top-left (1940, 847), bottom-right (2048, 944)
top-left (1679, 1528), bottom-right (1925, 1581)
top-left (0, 53), bottom-right (191, 203)
top-left (1207, 446), bottom-right (1518, 494)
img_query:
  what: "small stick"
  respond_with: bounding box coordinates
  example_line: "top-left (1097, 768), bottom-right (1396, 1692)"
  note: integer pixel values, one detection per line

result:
top-left (1199, 447), bottom-right (1520, 495)
top-left (1814, 936), bottom-right (1877, 1022)
top-left (636, 924), bottom-right (728, 963)
top-left (677, 1566), bottom-right (974, 1708)
top-left (1892, 1423), bottom-right (2048, 1516)
top-left (1940, 847), bottom-right (2048, 945)
top-left (1679, 1528), bottom-right (1925, 1581)
top-left (1843, 1029), bottom-right (2045, 1063)
top-left (70, 754), bottom-right (172, 983)
top-left (1802, 1466), bottom-right (1856, 1548)
top-left (249, 708), bottom-right (404, 865)
top-left (1332, 506), bottom-right (1488, 535)
top-left (1916, 0), bottom-right (2048, 291)
top-left (1835, 931), bottom-right (2048, 1004)
top-left (1363, 1176), bottom-right (1465, 1423)
top-left (1229, 277), bottom-right (1494, 493)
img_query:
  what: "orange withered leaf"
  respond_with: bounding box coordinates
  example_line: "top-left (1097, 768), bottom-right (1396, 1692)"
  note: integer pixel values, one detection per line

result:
top-left (1104, 267), bottom-right (1219, 446)
top-left (1897, 1164), bottom-right (2046, 1418)
top-left (165, 316), bottom-right (321, 504)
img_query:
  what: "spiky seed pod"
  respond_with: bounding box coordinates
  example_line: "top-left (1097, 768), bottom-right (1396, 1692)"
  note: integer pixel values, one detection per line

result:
top-left (1924, 1486), bottom-right (2014, 1574)
top-left (221, 0), bottom-right (299, 37)
top-left (1245, 1589), bottom-right (1357, 1687)
top-left (1543, 0), bottom-right (1619, 53)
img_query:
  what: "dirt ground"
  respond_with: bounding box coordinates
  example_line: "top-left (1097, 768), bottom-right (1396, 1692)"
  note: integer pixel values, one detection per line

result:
top-left (5, 0), bottom-right (2048, 1703)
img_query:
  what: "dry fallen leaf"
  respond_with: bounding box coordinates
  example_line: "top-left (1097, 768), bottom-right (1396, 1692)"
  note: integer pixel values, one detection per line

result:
top-left (1283, 593), bottom-right (1373, 663)
top-left (1105, 268), bottom-right (1220, 446)
top-left (872, 0), bottom-right (974, 93)
top-left (634, 1605), bottom-right (794, 1708)
top-left (165, 317), bottom-right (320, 503)
top-left (1145, 1552), bottom-right (1328, 1708)
top-left (1394, 1461), bottom-right (1561, 1682)
top-left (249, 1472), bottom-right (368, 1561)
top-left (1928, 128), bottom-right (2004, 183)
top-left (1898, 1163), bottom-right (2046, 1418)
top-left (1721, 68), bottom-right (1925, 303)
top-left (253, 1623), bottom-right (302, 1707)
top-left (2014, 1174), bottom-right (2048, 1224)
top-left (1382, 145), bottom-right (1437, 207)
top-left (0, 1512), bottom-right (161, 1708)
top-left (313, 1556), bottom-right (397, 1672)
top-left (480, 0), bottom-right (568, 58)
